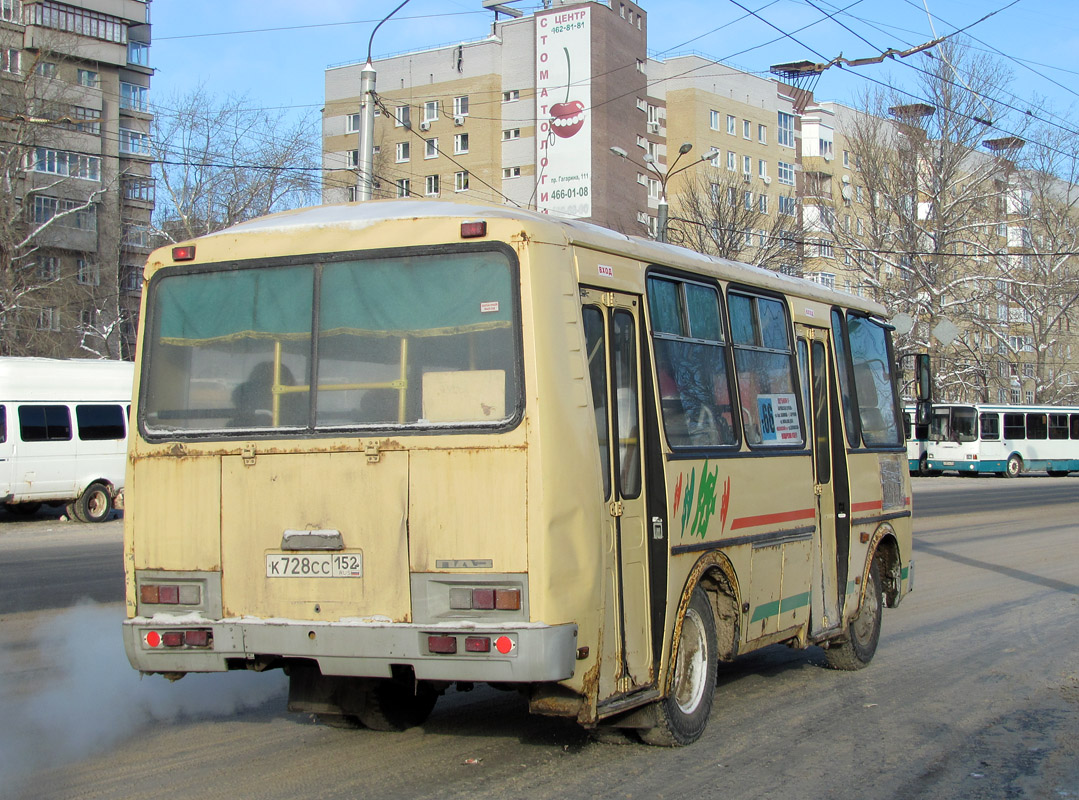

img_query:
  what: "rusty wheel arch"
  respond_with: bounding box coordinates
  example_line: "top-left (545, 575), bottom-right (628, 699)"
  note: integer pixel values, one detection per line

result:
top-left (860, 523), bottom-right (902, 609)
top-left (663, 551), bottom-right (742, 697)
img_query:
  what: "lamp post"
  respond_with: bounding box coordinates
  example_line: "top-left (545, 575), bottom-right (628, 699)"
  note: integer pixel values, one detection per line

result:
top-left (610, 142), bottom-right (718, 242)
top-left (356, 0), bottom-right (411, 201)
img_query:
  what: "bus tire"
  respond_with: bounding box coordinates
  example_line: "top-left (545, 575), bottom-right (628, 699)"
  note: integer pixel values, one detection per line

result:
top-left (74, 482), bottom-right (113, 523)
top-left (825, 559), bottom-right (882, 671)
top-left (639, 587), bottom-right (717, 746)
top-left (356, 680), bottom-right (437, 731)
top-left (1004, 455), bottom-right (1022, 479)
top-left (4, 502), bottom-right (42, 516)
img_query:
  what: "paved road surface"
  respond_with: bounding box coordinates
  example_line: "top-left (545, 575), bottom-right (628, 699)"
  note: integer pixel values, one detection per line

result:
top-left (1, 476), bottom-right (1077, 799)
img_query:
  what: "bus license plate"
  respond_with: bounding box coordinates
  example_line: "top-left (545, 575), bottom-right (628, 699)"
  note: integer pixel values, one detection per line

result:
top-left (265, 553), bottom-right (363, 578)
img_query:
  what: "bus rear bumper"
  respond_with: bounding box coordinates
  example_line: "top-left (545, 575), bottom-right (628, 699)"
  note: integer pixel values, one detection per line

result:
top-left (122, 617), bottom-right (579, 684)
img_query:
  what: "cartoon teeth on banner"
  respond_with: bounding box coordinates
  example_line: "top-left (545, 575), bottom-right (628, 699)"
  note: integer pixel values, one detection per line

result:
top-left (535, 7), bottom-right (592, 219)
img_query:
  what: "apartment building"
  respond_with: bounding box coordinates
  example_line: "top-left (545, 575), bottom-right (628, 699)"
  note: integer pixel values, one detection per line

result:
top-left (324, 0), bottom-right (1079, 404)
top-left (0, 0), bottom-right (153, 359)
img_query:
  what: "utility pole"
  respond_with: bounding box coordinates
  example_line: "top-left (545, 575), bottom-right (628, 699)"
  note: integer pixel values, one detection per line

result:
top-left (356, 61), bottom-right (376, 201)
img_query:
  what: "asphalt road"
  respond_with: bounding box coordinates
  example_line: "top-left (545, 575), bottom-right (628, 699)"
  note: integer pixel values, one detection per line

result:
top-left (1, 476), bottom-right (1077, 800)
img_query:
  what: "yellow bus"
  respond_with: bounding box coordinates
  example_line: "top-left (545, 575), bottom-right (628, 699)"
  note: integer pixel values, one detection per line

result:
top-left (122, 200), bottom-right (913, 745)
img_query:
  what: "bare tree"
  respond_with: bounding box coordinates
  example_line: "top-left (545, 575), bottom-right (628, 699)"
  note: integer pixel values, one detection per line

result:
top-left (668, 168), bottom-right (802, 272)
top-left (0, 42), bottom-right (114, 356)
top-left (821, 41), bottom-right (1036, 400)
top-left (152, 87), bottom-right (321, 242)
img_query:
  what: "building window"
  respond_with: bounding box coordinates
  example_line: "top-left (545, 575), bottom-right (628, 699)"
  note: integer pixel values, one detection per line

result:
top-left (35, 61), bottom-right (57, 78)
top-left (122, 178), bottom-right (155, 203)
top-left (120, 82), bottom-right (148, 112)
top-left (727, 114), bottom-right (736, 135)
top-left (37, 256), bottom-right (58, 281)
top-left (79, 308), bottom-right (98, 327)
top-left (779, 195), bottom-right (797, 216)
top-left (758, 124), bottom-right (767, 144)
top-left (27, 2), bottom-right (127, 44)
top-left (128, 40), bottom-right (150, 67)
top-left (856, 185), bottom-right (864, 203)
top-left (345, 113), bottom-right (360, 134)
top-left (502, 89), bottom-right (519, 103)
top-left (121, 265), bottom-right (142, 291)
top-left (502, 128), bottom-right (520, 141)
top-left (647, 178), bottom-right (659, 200)
top-left (33, 196), bottom-right (96, 230)
top-left (77, 69), bottom-right (99, 87)
top-left (744, 191), bottom-right (753, 210)
top-left (727, 151), bottom-right (736, 171)
top-left (743, 119), bottom-right (751, 139)
top-left (808, 239), bottom-right (834, 259)
top-left (31, 148), bottom-right (100, 180)
top-left (710, 110), bottom-right (720, 131)
top-left (709, 148), bottom-right (721, 167)
top-left (346, 149), bottom-right (359, 168)
top-left (394, 105), bottom-right (410, 128)
top-left (805, 272), bottom-right (836, 290)
top-left (1, 48), bottom-right (19, 75)
top-left (0, 0), bottom-right (21, 23)
top-left (743, 155), bottom-right (751, 175)
top-left (758, 159), bottom-right (767, 178)
top-left (37, 307), bottom-right (58, 331)
top-left (425, 138), bottom-right (438, 159)
top-left (70, 106), bottom-right (101, 135)
top-left (819, 138), bottom-right (833, 158)
top-left (843, 149), bottom-right (850, 167)
top-left (856, 217), bottom-right (864, 235)
top-left (454, 170), bottom-right (469, 192)
top-left (453, 95), bottom-right (469, 117)
top-left (1010, 388), bottom-right (1021, 404)
top-left (453, 133), bottom-right (468, 154)
top-left (395, 141), bottom-right (410, 162)
top-left (425, 174), bottom-right (439, 196)
top-left (118, 128), bottom-right (151, 156)
top-left (396, 178), bottom-right (410, 198)
top-left (778, 111), bottom-right (795, 147)
top-left (503, 166), bottom-right (521, 179)
top-left (636, 59), bottom-right (645, 73)
top-left (758, 194), bottom-right (768, 214)
top-left (124, 224), bottom-right (151, 248)
top-left (422, 101), bottom-right (438, 124)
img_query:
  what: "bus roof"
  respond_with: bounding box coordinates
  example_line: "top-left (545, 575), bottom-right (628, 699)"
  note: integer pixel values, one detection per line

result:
top-left (184, 199), bottom-right (889, 318)
top-left (0, 357), bottom-right (134, 403)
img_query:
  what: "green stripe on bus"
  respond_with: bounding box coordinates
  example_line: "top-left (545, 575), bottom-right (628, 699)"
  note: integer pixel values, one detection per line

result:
top-left (750, 591), bottom-right (811, 622)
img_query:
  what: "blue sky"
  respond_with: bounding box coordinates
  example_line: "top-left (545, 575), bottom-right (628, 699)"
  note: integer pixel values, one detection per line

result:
top-left (150, 0), bottom-right (1079, 132)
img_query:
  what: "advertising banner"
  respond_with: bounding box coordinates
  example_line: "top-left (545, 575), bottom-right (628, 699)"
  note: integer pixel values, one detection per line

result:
top-left (535, 6), bottom-right (591, 218)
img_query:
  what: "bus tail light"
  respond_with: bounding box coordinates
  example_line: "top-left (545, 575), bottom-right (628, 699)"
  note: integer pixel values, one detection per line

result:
top-left (145, 629), bottom-right (213, 649)
top-left (172, 245), bottom-right (196, 261)
top-left (428, 635), bottom-right (457, 654)
top-left (465, 637), bottom-right (490, 652)
top-left (460, 220), bottom-right (487, 238)
top-left (447, 587), bottom-right (521, 611)
top-left (140, 583), bottom-right (201, 606)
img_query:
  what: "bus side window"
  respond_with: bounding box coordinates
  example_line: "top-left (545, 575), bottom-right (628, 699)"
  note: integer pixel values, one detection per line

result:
top-left (18, 405), bottom-right (72, 442)
top-left (980, 413), bottom-right (1000, 440)
top-left (582, 306), bottom-right (611, 498)
top-left (1003, 413), bottom-right (1025, 440)
top-left (1026, 413), bottom-right (1047, 440)
top-left (0, 405), bottom-right (5, 443)
top-left (1072, 414), bottom-right (1079, 440)
top-left (1048, 414), bottom-right (1069, 440)
top-left (845, 314), bottom-right (901, 447)
top-left (728, 292), bottom-right (803, 447)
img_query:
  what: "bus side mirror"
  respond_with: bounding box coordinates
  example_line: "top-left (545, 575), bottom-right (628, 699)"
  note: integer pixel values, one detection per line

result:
top-left (915, 354), bottom-right (932, 426)
top-left (915, 354), bottom-right (931, 402)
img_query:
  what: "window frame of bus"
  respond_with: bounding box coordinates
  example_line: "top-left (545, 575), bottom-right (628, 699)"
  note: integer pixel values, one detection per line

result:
top-left (138, 242), bottom-right (525, 440)
top-left (831, 308), bottom-right (904, 451)
top-left (644, 268), bottom-right (741, 453)
top-left (726, 284), bottom-right (806, 450)
top-left (980, 412), bottom-right (1000, 440)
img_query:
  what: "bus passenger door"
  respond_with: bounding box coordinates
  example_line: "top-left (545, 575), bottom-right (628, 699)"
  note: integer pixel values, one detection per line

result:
top-left (797, 328), bottom-right (843, 636)
top-left (581, 288), bottom-right (653, 697)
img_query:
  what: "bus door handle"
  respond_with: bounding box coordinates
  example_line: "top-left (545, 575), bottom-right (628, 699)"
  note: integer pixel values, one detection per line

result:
top-left (651, 516), bottom-right (664, 540)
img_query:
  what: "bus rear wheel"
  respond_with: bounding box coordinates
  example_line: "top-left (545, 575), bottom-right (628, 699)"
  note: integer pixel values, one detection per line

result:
top-left (639, 587), bottom-right (717, 746)
top-left (825, 559), bottom-right (882, 671)
top-left (356, 680), bottom-right (437, 731)
top-left (74, 482), bottom-right (112, 523)
top-left (1003, 455), bottom-right (1022, 479)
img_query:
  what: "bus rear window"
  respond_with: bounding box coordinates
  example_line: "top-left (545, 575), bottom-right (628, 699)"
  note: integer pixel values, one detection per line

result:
top-left (142, 249), bottom-right (520, 435)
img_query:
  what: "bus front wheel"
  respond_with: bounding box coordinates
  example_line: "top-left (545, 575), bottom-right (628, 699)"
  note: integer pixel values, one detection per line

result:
top-left (639, 586), bottom-right (718, 746)
top-left (825, 559), bottom-right (882, 671)
top-left (1004, 455), bottom-right (1022, 479)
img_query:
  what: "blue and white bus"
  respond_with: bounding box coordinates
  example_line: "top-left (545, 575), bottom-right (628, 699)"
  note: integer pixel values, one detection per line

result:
top-left (924, 403), bottom-right (1079, 477)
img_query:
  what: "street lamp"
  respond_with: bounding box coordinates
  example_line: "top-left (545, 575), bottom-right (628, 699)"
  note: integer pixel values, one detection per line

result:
top-left (610, 142), bottom-right (719, 242)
